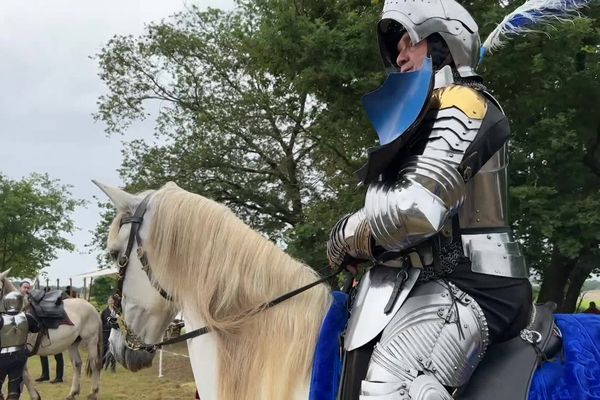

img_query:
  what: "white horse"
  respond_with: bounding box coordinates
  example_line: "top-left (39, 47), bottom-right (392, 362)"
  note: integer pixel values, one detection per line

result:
top-left (96, 181), bottom-right (332, 400)
top-left (0, 270), bottom-right (103, 400)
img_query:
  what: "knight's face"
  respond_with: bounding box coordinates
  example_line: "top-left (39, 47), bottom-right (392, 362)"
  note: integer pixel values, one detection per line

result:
top-left (396, 32), bottom-right (428, 73)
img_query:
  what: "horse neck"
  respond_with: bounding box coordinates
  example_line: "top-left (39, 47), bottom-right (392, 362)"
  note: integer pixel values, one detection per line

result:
top-left (183, 311), bottom-right (219, 400)
top-left (172, 251), bottom-right (329, 400)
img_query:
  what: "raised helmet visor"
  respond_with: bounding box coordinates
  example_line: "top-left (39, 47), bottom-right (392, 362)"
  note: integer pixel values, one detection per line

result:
top-left (377, 0), bottom-right (480, 77)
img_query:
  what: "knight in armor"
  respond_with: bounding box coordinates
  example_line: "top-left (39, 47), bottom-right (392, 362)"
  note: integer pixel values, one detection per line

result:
top-left (0, 292), bottom-right (39, 400)
top-left (327, 1), bottom-right (533, 398)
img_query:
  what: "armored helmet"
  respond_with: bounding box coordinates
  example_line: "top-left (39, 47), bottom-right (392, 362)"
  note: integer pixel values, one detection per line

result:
top-left (377, 0), bottom-right (480, 77)
top-left (3, 291), bottom-right (23, 313)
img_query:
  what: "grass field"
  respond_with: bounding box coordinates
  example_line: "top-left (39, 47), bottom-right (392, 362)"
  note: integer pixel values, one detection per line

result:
top-left (16, 343), bottom-right (196, 400)
top-left (576, 290), bottom-right (600, 312)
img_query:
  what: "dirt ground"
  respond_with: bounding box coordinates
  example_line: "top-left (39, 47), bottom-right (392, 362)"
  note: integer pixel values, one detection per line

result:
top-left (14, 342), bottom-right (196, 400)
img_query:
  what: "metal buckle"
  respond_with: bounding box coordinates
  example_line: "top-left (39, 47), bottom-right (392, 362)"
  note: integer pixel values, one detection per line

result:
top-left (118, 255), bottom-right (129, 267)
top-left (520, 329), bottom-right (542, 345)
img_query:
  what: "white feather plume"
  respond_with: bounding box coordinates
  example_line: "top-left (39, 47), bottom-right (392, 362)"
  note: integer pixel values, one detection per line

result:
top-left (481, 0), bottom-right (592, 57)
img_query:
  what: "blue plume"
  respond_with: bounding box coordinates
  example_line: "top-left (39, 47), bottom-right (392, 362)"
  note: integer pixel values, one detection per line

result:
top-left (480, 0), bottom-right (593, 62)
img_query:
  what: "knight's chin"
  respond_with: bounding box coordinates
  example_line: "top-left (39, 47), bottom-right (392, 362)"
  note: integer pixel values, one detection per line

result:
top-left (109, 330), bottom-right (155, 372)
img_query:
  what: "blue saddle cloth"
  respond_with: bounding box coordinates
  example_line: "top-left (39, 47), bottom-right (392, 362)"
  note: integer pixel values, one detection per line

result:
top-left (530, 314), bottom-right (600, 400)
top-left (309, 291), bottom-right (348, 400)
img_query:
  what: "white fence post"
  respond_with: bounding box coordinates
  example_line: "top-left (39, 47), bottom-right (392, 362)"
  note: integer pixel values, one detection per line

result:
top-left (158, 348), bottom-right (164, 378)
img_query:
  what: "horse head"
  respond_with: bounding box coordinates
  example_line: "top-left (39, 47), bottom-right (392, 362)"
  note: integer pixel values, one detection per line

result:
top-left (93, 181), bottom-right (178, 372)
top-left (95, 180), bottom-right (332, 399)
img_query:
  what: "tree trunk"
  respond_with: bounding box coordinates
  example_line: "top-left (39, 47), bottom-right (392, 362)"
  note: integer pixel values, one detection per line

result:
top-left (561, 254), bottom-right (598, 313)
top-left (537, 249), bottom-right (576, 309)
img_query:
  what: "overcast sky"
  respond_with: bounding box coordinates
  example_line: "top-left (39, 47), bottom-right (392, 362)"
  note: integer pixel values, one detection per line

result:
top-left (0, 0), bottom-right (234, 287)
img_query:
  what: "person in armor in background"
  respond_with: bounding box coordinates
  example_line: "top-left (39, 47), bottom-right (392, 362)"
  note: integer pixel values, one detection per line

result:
top-left (0, 292), bottom-right (39, 400)
top-left (327, 1), bottom-right (533, 398)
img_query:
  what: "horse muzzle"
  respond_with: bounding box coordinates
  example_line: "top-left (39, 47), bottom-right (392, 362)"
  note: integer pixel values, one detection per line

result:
top-left (110, 329), bottom-right (155, 372)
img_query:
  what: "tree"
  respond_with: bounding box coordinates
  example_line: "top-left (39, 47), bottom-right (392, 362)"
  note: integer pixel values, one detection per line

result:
top-left (0, 173), bottom-right (83, 277)
top-left (95, 0), bottom-right (600, 309)
top-left (94, 2), bottom-right (380, 243)
top-left (90, 276), bottom-right (117, 305)
top-left (471, 1), bottom-right (600, 311)
top-left (87, 201), bottom-right (116, 268)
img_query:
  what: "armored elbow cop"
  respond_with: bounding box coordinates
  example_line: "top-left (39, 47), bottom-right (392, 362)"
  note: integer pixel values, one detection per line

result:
top-left (364, 155), bottom-right (465, 252)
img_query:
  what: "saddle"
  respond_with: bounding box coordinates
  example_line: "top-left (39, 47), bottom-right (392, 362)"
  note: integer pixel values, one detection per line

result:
top-left (459, 302), bottom-right (562, 400)
top-left (29, 289), bottom-right (72, 330)
top-left (338, 303), bottom-right (562, 400)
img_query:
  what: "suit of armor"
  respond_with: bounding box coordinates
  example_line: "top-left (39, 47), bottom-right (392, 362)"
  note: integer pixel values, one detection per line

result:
top-left (328, 1), bottom-right (533, 398)
top-left (0, 292), bottom-right (39, 400)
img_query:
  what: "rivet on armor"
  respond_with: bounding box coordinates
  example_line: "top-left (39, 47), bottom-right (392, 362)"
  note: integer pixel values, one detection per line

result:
top-left (487, 234), bottom-right (492, 239)
top-left (399, 390), bottom-right (406, 396)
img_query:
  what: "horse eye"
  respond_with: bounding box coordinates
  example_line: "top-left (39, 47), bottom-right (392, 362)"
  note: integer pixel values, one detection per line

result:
top-left (109, 250), bottom-right (120, 261)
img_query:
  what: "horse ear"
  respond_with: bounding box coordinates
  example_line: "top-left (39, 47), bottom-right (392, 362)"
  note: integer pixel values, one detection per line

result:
top-left (0, 268), bottom-right (11, 279)
top-left (163, 182), bottom-right (180, 189)
top-left (92, 180), bottom-right (140, 212)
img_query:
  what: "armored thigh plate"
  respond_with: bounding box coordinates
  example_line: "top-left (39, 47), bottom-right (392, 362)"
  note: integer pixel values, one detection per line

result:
top-left (360, 281), bottom-right (489, 399)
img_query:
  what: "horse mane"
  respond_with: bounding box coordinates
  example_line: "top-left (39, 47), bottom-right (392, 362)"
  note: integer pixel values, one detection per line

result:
top-left (145, 183), bottom-right (331, 400)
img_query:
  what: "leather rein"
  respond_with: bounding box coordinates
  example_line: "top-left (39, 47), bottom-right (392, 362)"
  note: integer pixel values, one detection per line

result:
top-left (114, 194), bottom-right (344, 353)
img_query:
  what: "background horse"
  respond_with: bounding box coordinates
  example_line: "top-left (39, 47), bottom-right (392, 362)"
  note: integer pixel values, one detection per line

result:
top-left (96, 181), bottom-right (331, 400)
top-left (0, 270), bottom-right (103, 400)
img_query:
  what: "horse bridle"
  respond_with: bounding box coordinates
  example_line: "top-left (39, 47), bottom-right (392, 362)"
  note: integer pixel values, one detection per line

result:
top-left (113, 193), bottom-right (345, 353)
top-left (113, 193), bottom-right (174, 351)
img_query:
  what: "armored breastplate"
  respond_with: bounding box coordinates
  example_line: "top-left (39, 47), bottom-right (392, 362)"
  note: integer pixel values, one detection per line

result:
top-left (0, 313), bottom-right (29, 348)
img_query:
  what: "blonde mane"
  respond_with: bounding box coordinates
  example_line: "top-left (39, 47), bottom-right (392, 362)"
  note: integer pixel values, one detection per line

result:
top-left (144, 184), bottom-right (331, 400)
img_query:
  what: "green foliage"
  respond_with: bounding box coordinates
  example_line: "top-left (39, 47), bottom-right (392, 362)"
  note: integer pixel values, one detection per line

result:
top-left (0, 173), bottom-right (83, 277)
top-left (94, 0), bottom-right (600, 304)
top-left (94, 0), bottom-right (380, 264)
top-left (88, 201), bottom-right (116, 268)
top-left (90, 276), bottom-right (117, 305)
top-left (473, 2), bottom-right (600, 281)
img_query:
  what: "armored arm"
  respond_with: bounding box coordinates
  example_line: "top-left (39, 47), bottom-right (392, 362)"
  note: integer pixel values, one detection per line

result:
top-left (365, 156), bottom-right (466, 252)
top-left (365, 85), bottom-right (509, 253)
top-left (327, 210), bottom-right (373, 268)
